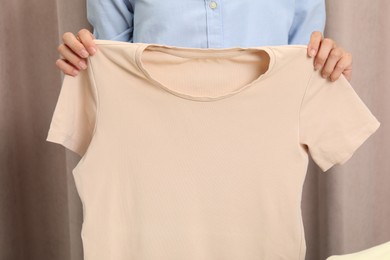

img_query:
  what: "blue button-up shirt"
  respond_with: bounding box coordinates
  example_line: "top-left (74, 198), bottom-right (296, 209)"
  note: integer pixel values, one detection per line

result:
top-left (87, 0), bottom-right (326, 48)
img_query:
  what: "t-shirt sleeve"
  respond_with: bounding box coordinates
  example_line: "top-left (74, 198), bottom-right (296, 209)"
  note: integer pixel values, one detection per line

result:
top-left (46, 61), bottom-right (97, 157)
top-left (299, 69), bottom-right (381, 172)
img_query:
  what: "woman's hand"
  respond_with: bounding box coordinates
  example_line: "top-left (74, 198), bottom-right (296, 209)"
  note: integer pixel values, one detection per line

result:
top-left (307, 31), bottom-right (353, 82)
top-left (55, 29), bottom-right (97, 77)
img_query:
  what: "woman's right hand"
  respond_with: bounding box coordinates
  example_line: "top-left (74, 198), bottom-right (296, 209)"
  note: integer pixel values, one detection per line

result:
top-left (56, 29), bottom-right (97, 77)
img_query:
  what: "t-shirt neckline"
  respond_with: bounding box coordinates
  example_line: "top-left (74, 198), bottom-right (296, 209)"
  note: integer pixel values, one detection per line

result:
top-left (134, 43), bottom-right (276, 102)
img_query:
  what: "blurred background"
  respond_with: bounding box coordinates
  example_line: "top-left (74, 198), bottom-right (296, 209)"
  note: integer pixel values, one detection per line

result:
top-left (0, 0), bottom-right (389, 259)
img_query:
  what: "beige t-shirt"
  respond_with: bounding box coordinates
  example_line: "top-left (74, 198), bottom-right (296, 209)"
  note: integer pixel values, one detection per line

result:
top-left (46, 39), bottom-right (381, 260)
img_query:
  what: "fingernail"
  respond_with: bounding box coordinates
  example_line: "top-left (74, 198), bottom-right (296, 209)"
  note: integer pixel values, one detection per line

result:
top-left (314, 63), bottom-right (321, 71)
top-left (310, 49), bottom-right (316, 57)
top-left (79, 61), bottom-right (87, 70)
top-left (89, 47), bottom-right (96, 55)
top-left (72, 69), bottom-right (79, 76)
top-left (80, 49), bottom-right (89, 58)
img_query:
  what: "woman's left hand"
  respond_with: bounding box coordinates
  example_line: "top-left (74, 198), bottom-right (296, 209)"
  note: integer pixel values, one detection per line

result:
top-left (307, 31), bottom-right (353, 82)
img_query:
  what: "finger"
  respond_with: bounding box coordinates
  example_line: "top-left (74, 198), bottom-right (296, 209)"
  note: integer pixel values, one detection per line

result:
top-left (57, 43), bottom-right (88, 70)
top-left (314, 38), bottom-right (336, 71)
top-left (62, 32), bottom-right (90, 58)
top-left (55, 58), bottom-right (79, 77)
top-left (320, 47), bottom-right (344, 80)
top-left (307, 31), bottom-right (322, 57)
top-left (329, 52), bottom-right (353, 82)
top-left (77, 29), bottom-right (97, 56)
top-left (342, 68), bottom-right (353, 82)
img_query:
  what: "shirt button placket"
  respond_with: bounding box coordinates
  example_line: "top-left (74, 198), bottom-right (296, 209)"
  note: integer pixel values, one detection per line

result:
top-left (205, 0), bottom-right (223, 48)
top-left (209, 1), bottom-right (217, 9)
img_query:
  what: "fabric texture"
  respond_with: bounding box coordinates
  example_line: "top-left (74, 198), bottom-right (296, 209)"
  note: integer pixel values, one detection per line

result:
top-left (86, 0), bottom-right (326, 47)
top-left (326, 241), bottom-right (390, 260)
top-left (46, 39), bottom-right (380, 260)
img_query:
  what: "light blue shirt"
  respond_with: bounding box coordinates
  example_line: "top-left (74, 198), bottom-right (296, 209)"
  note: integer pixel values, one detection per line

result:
top-left (87, 0), bottom-right (326, 48)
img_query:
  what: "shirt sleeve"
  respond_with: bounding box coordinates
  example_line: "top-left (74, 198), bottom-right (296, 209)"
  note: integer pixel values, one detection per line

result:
top-left (288, 0), bottom-right (326, 45)
top-left (87, 0), bottom-right (134, 42)
top-left (46, 59), bottom-right (98, 157)
top-left (299, 69), bottom-right (381, 172)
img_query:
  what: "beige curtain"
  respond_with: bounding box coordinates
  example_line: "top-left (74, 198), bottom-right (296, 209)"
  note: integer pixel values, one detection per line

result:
top-left (0, 0), bottom-right (388, 259)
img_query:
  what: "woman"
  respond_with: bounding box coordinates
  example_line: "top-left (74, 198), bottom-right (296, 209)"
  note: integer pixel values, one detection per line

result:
top-left (56, 0), bottom-right (352, 82)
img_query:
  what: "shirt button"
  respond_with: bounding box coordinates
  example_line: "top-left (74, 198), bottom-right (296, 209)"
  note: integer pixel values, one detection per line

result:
top-left (209, 1), bottom-right (217, 9)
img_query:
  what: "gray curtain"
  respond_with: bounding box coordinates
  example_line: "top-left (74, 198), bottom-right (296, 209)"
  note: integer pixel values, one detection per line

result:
top-left (0, 0), bottom-right (388, 259)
